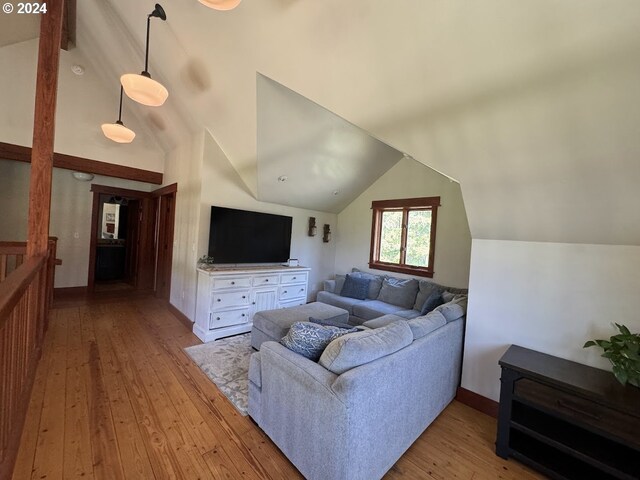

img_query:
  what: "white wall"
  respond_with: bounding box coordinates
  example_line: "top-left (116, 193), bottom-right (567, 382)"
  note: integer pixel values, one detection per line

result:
top-left (335, 157), bottom-right (471, 288)
top-left (199, 132), bottom-right (337, 300)
top-left (0, 160), bottom-right (155, 287)
top-left (462, 239), bottom-right (640, 401)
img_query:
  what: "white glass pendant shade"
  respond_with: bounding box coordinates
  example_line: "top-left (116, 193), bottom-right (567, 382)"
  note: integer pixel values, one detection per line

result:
top-left (101, 121), bottom-right (136, 143)
top-left (198, 0), bottom-right (241, 11)
top-left (120, 73), bottom-right (168, 107)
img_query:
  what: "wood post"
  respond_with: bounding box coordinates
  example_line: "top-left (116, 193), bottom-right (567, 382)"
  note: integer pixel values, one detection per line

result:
top-left (26, 0), bottom-right (65, 258)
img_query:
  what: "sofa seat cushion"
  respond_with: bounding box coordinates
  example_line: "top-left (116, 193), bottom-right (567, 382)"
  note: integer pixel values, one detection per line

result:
top-left (319, 320), bottom-right (413, 375)
top-left (362, 314), bottom-right (405, 329)
top-left (352, 300), bottom-right (406, 321)
top-left (281, 322), bottom-right (357, 361)
top-left (377, 277), bottom-right (419, 309)
top-left (408, 311), bottom-right (447, 339)
top-left (316, 291), bottom-right (364, 314)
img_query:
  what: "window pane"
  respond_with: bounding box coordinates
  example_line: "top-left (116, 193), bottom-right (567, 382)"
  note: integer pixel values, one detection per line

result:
top-left (405, 209), bottom-right (432, 267)
top-left (379, 210), bottom-right (403, 264)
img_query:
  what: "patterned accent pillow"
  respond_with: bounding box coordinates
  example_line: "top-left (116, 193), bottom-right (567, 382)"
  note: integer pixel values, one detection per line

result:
top-left (280, 322), bottom-right (357, 361)
top-left (340, 274), bottom-right (370, 300)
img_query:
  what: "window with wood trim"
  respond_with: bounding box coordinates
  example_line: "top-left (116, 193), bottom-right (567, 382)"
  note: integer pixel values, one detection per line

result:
top-left (369, 196), bottom-right (440, 278)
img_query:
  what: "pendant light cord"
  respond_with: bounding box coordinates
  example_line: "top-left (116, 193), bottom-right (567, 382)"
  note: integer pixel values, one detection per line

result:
top-left (144, 15), bottom-right (151, 73)
top-left (118, 86), bottom-right (124, 122)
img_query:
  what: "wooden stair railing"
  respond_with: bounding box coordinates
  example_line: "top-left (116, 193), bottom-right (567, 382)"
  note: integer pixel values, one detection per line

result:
top-left (0, 238), bottom-right (59, 479)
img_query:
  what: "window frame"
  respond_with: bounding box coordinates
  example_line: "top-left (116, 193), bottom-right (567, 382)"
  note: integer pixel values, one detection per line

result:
top-left (368, 196), bottom-right (440, 278)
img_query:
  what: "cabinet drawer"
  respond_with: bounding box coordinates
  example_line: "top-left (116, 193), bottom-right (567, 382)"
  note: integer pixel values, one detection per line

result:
top-left (212, 276), bottom-right (252, 289)
top-left (514, 378), bottom-right (640, 449)
top-left (253, 274), bottom-right (280, 287)
top-left (281, 272), bottom-right (308, 285)
top-left (209, 308), bottom-right (250, 329)
top-left (279, 284), bottom-right (307, 301)
top-left (212, 290), bottom-right (250, 309)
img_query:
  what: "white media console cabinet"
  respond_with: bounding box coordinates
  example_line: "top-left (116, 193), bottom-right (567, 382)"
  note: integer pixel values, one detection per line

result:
top-left (193, 265), bottom-right (311, 342)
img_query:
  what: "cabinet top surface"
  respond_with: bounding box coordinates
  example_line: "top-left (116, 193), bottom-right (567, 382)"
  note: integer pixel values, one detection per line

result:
top-left (500, 345), bottom-right (640, 416)
top-left (197, 265), bottom-right (310, 275)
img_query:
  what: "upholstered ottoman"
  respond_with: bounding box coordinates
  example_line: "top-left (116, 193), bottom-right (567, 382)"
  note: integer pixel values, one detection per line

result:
top-left (251, 302), bottom-right (349, 350)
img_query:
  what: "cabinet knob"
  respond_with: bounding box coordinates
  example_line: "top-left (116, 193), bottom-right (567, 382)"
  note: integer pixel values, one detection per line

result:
top-left (283, 290), bottom-right (287, 294)
top-left (252, 302), bottom-right (256, 305)
top-left (216, 317), bottom-right (220, 320)
top-left (242, 313), bottom-right (246, 317)
top-left (265, 279), bottom-right (269, 282)
top-left (231, 281), bottom-right (235, 285)
top-left (217, 299), bottom-right (221, 302)
top-left (242, 295), bottom-right (246, 299)
top-left (300, 288), bottom-right (304, 291)
top-left (293, 277), bottom-right (296, 280)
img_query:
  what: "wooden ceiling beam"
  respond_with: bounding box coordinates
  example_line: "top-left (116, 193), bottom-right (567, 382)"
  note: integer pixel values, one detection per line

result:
top-left (0, 142), bottom-right (163, 185)
top-left (61, 0), bottom-right (76, 51)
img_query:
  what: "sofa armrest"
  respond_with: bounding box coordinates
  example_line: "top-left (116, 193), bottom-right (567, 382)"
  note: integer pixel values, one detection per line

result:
top-left (323, 279), bottom-right (336, 293)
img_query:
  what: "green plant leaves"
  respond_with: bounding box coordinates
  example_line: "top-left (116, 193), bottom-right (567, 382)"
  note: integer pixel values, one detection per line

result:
top-left (584, 323), bottom-right (640, 388)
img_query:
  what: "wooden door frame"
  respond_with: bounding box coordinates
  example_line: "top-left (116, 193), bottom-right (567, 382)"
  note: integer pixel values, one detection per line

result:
top-left (152, 183), bottom-right (177, 300)
top-left (87, 184), bottom-right (152, 292)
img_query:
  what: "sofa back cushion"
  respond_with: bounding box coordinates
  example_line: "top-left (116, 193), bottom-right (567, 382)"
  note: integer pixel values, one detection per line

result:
top-left (340, 274), bottom-right (370, 300)
top-left (319, 320), bottom-right (413, 374)
top-left (376, 277), bottom-right (419, 309)
top-left (334, 274), bottom-right (346, 294)
top-left (351, 268), bottom-right (384, 299)
top-left (408, 311), bottom-right (446, 339)
top-left (281, 322), bottom-right (357, 361)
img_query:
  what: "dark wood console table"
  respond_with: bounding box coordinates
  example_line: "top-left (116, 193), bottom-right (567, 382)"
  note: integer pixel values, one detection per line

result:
top-left (497, 345), bottom-right (640, 480)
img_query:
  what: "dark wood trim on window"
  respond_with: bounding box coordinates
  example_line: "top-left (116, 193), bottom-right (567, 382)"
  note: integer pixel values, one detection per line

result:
top-left (368, 196), bottom-right (440, 278)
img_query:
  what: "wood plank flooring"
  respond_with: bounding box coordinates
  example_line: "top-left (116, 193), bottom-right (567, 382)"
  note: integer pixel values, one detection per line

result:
top-left (11, 297), bottom-right (543, 479)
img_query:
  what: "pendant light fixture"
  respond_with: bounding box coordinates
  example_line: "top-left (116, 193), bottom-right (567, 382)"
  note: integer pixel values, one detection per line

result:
top-left (121, 4), bottom-right (168, 107)
top-left (198, 0), bottom-right (241, 10)
top-left (101, 86), bottom-right (136, 144)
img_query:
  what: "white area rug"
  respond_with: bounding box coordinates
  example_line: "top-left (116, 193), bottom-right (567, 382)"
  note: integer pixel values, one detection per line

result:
top-left (184, 333), bottom-right (253, 416)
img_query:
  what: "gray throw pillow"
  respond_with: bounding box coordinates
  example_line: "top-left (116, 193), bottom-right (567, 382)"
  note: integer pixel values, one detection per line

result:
top-left (310, 315), bottom-right (354, 330)
top-left (280, 322), bottom-right (357, 361)
top-left (351, 269), bottom-right (384, 299)
top-left (319, 320), bottom-right (413, 374)
top-left (441, 291), bottom-right (456, 303)
top-left (340, 274), bottom-right (370, 300)
top-left (334, 274), bottom-right (346, 294)
top-left (377, 277), bottom-right (419, 309)
top-left (413, 280), bottom-right (445, 310)
top-left (420, 289), bottom-right (444, 315)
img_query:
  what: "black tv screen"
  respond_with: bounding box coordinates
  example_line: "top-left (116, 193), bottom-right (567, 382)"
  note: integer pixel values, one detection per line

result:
top-left (208, 206), bottom-right (292, 263)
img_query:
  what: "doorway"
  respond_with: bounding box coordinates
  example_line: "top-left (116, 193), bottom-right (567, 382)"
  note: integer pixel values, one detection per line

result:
top-left (87, 184), bottom-right (177, 296)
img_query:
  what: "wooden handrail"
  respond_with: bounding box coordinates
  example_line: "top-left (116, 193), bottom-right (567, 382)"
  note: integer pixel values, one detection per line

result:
top-left (0, 244), bottom-right (26, 255)
top-left (0, 256), bottom-right (45, 324)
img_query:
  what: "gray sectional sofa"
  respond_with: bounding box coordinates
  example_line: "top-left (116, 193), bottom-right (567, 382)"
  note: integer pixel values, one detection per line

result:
top-left (317, 268), bottom-right (468, 325)
top-left (248, 314), bottom-right (465, 480)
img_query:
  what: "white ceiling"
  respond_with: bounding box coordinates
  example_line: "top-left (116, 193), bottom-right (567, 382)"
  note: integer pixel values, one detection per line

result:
top-left (257, 75), bottom-right (402, 213)
top-left (0, 12), bottom-right (38, 48)
top-left (2, 1), bottom-right (639, 244)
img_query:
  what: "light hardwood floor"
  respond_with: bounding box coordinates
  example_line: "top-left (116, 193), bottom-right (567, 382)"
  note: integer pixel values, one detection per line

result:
top-left (11, 297), bottom-right (543, 479)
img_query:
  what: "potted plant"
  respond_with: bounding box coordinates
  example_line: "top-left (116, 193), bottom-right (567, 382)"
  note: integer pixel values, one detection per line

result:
top-left (197, 255), bottom-right (215, 268)
top-left (584, 323), bottom-right (640, 387)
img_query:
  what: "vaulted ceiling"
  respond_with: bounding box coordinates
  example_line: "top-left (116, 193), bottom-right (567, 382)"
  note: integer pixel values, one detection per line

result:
top-left (2, 1), bottom-right (640, 244)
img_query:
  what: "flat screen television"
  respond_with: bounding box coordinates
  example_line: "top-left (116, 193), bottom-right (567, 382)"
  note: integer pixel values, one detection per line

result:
top-left (208, 206), bottom-right (293, 264)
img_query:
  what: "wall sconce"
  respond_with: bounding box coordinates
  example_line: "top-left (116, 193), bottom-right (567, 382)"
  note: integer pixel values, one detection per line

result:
top-left (308, 217), bottom-right (317, 237)
top-left (323, 224), bottom-right (331, 243)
